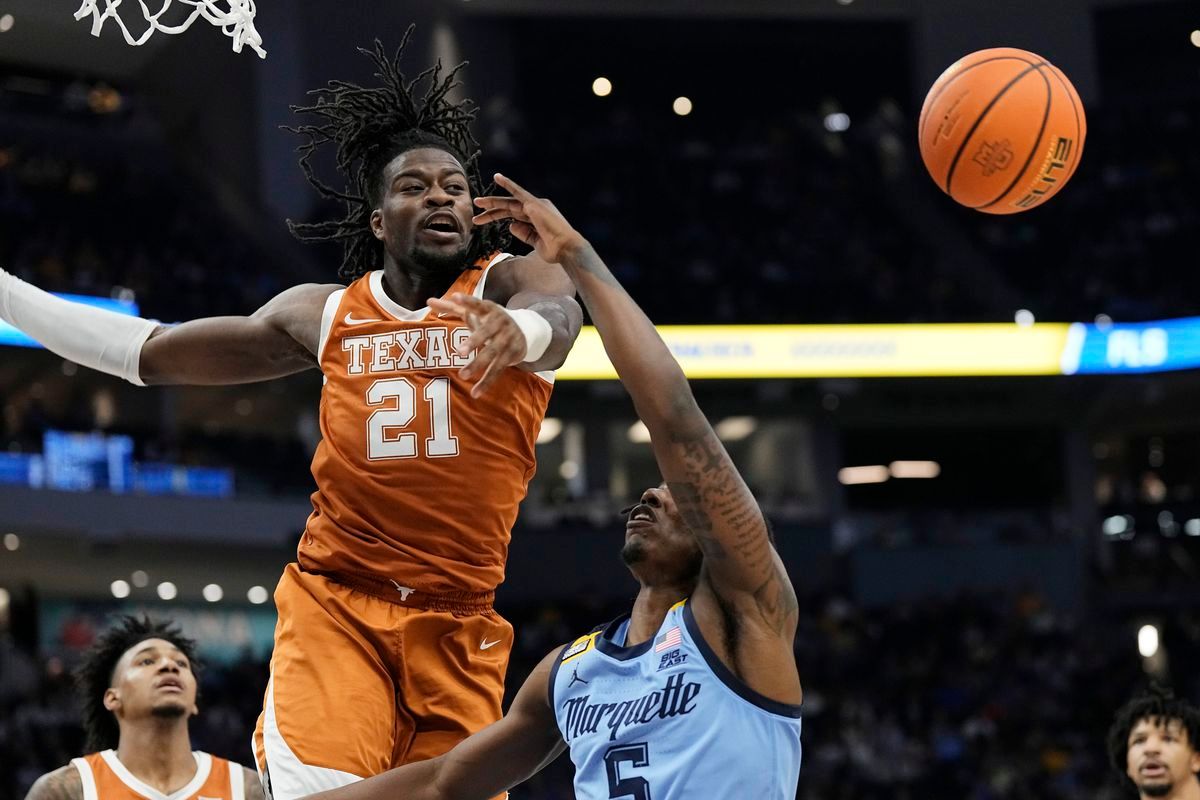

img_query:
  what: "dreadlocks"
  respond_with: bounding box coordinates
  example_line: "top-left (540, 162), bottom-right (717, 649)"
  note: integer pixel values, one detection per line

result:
top-left (288, 26), bottom-right (509, 281)
top-left (74, 615), bottom-right (201, 753)
top-left (1108, 684), bottom-right (1200, 780)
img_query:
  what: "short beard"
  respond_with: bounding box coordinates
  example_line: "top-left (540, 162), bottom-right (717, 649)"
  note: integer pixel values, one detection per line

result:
top-left (151, 702), bottom-right (188, 721)
top-left (409, 241), bottom-right (472, 275)
top-left (621, 540), bottom-right (645, 566)
top-left (1138, 780), bottom-right (1173, 798)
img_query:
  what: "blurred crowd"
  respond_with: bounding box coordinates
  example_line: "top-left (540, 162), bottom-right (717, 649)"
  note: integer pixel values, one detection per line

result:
top-left (2, 589), bottom-right (1194, 800)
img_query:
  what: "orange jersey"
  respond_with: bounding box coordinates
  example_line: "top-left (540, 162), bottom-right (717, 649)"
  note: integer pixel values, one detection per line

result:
top-left (70, 750), bottom-right (244, 800)
top-left (300, 253), bottom-right (555, 595)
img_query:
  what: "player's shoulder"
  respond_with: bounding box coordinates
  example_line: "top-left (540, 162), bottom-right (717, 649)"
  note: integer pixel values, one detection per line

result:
top-left (24, 764), bottom-right (83, 800)
top-left (481, 252), bottom-right (573, 304)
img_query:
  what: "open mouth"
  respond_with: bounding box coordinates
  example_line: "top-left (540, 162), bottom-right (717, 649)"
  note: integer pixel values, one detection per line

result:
top-left (156, 678), bottom-right (184, 692)
top-left (625, 504), bottom-right (656, 532)
top-left (423, 212), bottom-right (461, 236)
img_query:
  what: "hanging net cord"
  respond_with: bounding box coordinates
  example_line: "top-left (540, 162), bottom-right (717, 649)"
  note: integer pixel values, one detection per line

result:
top-left (73, 0), bottom-right (266, 58)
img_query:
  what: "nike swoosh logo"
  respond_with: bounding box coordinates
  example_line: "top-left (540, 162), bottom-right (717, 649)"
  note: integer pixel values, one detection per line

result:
top-left (480, 638), bottom-right (504, 651)
top-left (344, 313), bottom-right (383, 326)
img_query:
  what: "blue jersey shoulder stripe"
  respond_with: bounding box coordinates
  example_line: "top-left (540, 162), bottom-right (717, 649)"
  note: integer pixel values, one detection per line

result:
top-left (682, 600), bottom-right (802, 718)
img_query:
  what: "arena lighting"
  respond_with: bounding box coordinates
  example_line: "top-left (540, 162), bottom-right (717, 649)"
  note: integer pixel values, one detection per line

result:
top-left (1191, 30), bottom-right (1200, 48)
top-left (1138, 624), bottom-right (1160, 658)
top-left (131, 570), bottom-right (149, 588)
top-left (1014, 309), bottom-right (1035, 327)
top-left (247, 585), bottom-right (269, 605)
top-left (202, 584), bottom-right (223, 603)
top-left (0, 15), bottom-right (13, 33)
top-left (1186, 519), bottom-right (1200, 537)
top-left (715, 416), bottom-right (758, 441)
top-left (0, 588), bottom-right (8, 614)
top-left (823, 113), bottom-right (850, 133)
top-left (559, 461), bottom-right (580, 479)
top-left (157, 581), bottom-right (178, 601)
top-left (1102, 515), bottom-right (1131, 536)
top-left (628, 421), bottom-right (652, 443)
top-left (672, 97), bottom-right (693, 116)
top-left (111, 579), bottom-right (131, 599)
top-left (3, 533), bottom-right (18, 551)
top-left (537, 418), bottom-right (563, 445)
top-left (838, 465), bottom-right (889, 485)
top-left (889, 460), bottom-right (941, 479)
top-left (592, 77), bottom-right (612, 97)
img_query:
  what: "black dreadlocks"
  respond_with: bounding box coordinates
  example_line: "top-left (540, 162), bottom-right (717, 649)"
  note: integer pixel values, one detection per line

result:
top-left (1107, 684), bottom-right (1200, 781)
top-left (287, 27), bottom-right (509, 281)
top-left (74, 615), bottom-right (201, 753)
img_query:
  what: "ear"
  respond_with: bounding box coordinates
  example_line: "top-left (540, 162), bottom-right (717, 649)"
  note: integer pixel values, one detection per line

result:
top-left (103, 687), bottom-right (120, 713)
top-left (1190, 748), bottom-right (1200, 774)
top-left (370, 208), bottom-right (385, 241)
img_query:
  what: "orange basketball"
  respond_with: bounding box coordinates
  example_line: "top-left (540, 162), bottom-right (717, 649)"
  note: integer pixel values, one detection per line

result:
top-left (918, 47), bottom-right (1086, 214)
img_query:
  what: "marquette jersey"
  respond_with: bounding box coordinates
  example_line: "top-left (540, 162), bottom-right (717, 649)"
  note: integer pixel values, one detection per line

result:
top-left (70, 750), bottom-right (245, 800)
top-left (301, 253), bottom-right (555, 595)
top-left (550, 599), bottom-right (802, 800)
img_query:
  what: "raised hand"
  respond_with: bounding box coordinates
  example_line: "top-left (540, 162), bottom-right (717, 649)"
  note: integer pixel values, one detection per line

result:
top-left (428, 293), bottom-right (528, 397)
top-left (473, 174), bottom-right (587, 264)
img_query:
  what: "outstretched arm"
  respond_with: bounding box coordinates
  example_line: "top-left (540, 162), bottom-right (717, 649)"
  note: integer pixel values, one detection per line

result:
top-left (473, 175), bottom-right (798, 632)
top-left (0, 266), bottom-right (337, 386)
top-left (139, 283), bottom-right (337, 385)
top-left (305, 648), bottom-right (566, 800)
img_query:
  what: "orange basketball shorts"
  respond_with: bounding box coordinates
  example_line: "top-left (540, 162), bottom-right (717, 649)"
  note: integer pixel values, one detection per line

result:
top-left (253, 563), bottom-right (512, 800)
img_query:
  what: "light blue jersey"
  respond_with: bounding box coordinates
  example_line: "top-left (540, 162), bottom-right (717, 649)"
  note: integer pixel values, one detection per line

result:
top-left (548, 598), bottom-right (802, 800)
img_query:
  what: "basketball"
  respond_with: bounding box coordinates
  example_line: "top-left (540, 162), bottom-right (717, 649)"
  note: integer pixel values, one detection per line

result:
top-left (918, 47), bottom-right (1087, 214)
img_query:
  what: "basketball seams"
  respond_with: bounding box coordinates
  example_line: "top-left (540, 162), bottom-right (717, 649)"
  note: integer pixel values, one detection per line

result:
top-left (943, 62), bottom-right (1046, 195)
top-left (918, 54), bottom-right (1038, 146)
top-left (975, 66), bottom-right (1053, 209)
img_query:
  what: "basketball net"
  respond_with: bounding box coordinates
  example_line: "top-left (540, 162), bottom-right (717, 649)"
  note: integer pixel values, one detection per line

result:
top-left (73, 0), bottom-right (267, 58)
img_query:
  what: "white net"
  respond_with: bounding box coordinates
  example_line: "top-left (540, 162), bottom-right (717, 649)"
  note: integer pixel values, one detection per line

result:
top-left (73, 0), bottom-right (266, 58)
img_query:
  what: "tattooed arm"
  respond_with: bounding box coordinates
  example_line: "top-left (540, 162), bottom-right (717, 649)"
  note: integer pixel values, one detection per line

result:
top-left (243, 767), bottom-right (266, 800)
top-left (473, 175), bottom-right (800, 651)
top-left (24, 766), bottom-right (83, 800)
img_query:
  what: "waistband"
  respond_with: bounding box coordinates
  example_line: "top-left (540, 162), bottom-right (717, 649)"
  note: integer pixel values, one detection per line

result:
top-left (307, 569), bottom-right (496, 614)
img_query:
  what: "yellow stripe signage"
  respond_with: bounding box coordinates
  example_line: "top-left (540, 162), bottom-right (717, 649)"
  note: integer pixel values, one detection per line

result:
top-left (557, 323), bottom-right (1074, 379)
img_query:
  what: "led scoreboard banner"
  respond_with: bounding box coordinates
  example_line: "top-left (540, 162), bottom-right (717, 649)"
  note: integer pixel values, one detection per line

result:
top-left (556, 318), bottom-right (1200, 379)
top-left (4, 293), bottom-right (1199, 378)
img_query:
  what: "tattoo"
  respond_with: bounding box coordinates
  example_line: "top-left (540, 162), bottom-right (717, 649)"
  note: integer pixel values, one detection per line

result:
top-left (751, 563), bottom-right (800, 637)
top-left (568, 245), bottom-right (622, 287)
top-left (25, 766), bottom-right (83, 800)
top-left (243, 767), bottom-right (267, 800)
top-left (667, 430), bottom-right (774, 579)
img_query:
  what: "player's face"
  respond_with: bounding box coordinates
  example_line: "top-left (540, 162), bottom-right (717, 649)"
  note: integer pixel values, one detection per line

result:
top-left (1126, 717), bottom-right (1200, 797)
top-left (371, 147), bottom-right (475, 275)
top-left (622, 484), bottom-right (703, 585)
top-left (103, 637), bottom-right (198, 725)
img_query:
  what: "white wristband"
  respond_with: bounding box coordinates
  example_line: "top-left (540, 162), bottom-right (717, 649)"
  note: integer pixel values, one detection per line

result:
top-left (0, 268), bottom-right (158, 386)
top-left (503, 307), bottom-right (554, 363)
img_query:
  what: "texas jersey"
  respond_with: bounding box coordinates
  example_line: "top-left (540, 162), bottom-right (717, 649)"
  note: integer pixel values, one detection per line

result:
top-left (70, 750), bottom-right (244, 800)
top-left (301, 253), bottom-right (555, 595)
top-left (549, 599), bottom-right (802, 800)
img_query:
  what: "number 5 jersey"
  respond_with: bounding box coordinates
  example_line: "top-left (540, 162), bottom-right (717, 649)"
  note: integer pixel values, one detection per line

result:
top-left (301, 253), bottom-right (554, 596)
top-left (549, 599), bottom-right (803, 800)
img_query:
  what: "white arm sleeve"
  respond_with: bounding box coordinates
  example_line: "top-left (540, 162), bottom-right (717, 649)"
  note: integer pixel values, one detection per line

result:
top-left (0, 268), bottom-right (159, 386)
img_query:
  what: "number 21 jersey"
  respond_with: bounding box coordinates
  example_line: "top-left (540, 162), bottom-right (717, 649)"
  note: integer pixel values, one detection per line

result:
top-left (301, 253), bottom-right (554, 595)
